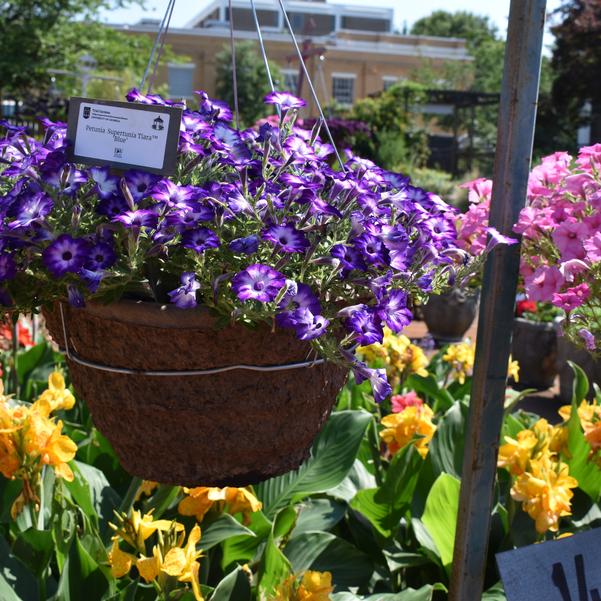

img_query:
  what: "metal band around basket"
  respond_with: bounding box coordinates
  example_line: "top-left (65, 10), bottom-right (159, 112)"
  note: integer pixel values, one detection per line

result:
top-left (58, 303), bottom-right (325, 377)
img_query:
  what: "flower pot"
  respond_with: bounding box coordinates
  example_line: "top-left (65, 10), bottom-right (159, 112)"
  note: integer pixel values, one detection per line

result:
top-left (421, 288), bottom-right (480, 345)
top-left (511, 317), bottom-right (557, 390)
top-left (557, 335), bottom-right (601, 402)
top-left (43, 301), bottom-right (347, 487)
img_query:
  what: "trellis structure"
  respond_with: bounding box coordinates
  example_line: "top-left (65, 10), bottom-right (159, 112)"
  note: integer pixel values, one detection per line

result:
top-left (138, 0), bottom-right (548, 597)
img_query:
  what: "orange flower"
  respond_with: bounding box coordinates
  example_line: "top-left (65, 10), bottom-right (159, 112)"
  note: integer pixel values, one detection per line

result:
top-left (179, 486), bottom-right (262, 523)
top-left (380, 404), bottom-right (436, 458)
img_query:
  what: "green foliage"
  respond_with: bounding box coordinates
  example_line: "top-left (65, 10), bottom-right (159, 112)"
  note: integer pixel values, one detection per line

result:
top-left (215, 41), bottom-right (282, 126)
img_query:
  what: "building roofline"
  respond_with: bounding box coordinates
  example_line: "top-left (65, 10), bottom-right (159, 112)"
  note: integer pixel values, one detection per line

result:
top-left (114, 23), bottom-right (472, 61)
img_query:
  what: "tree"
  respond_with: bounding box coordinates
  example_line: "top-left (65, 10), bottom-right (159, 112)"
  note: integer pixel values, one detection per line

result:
top-left (215, 41), bottom-right (282, 126)
top-left (0, 0), bottom-right (154, 101)
top-left (550, 0), bottom-right (601, 142)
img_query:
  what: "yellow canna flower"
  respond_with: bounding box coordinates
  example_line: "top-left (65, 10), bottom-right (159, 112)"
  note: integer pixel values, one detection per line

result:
top-left (136, 545), bottom-right (163, 583)
top-left (380, 404), bottom-right (436, 458)
top-left (179, 486), bottom-right (262, 524)
top-left (34, 371), bottom-right (75, 414)
top-left (507, 357), bottom-right (520, 382)
top-left (134, 480), bottom-right (159, 502)
top-left (108, 540), bottom-right (135, 579)
top-left (511, 456), bottom-right (578, 534)
top-left (297, 571), bottom-right (334, 601)
top-left (498, 430), bottom-right (537, 476)
top-left (442, 342), bottom-right (475, 384)
top-left (162, 524), bottom-right (204, 601)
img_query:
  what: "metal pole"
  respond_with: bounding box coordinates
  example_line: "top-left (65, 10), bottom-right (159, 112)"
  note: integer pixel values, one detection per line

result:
top-left (448, 2), bottom-right (546, 600)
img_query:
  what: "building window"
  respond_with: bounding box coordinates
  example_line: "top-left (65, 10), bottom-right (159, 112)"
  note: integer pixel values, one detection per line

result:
top-left (383, 76), bottom-right (400, 91)
top-left (332, 75), bottom-right (355, 106)
top-left (168, 64), bottom-right (195, 99)
top-left (281, 69), bottom-right (299, 93)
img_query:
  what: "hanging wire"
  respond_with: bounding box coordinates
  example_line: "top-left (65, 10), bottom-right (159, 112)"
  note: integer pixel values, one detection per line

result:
top-left (147, 0), bottom-right (177, 94)
top-left (276, 0), bottom-right (346, 171)
top-left (139, 0), bottom-right (175, 91)
top-left (228, 0), bottom-right (240, 128)
top-left (249, 0), bottom-right (276, 93)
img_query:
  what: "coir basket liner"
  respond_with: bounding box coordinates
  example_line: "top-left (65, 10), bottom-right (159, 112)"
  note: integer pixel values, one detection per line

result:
top-left (43, 301), bottom-right (347, 487)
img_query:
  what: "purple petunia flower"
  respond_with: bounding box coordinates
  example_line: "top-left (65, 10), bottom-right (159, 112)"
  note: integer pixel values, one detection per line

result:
top-left (0, 255), bottom-right (16, 281)
top-left (231, 264), bottom-right (285, 303)
top-left (485, 227), bottom-right (518, 252)
top-left (67, 285), bottom-right (85, 307)
top-left (9, 193), bottom-right (53, 229)
top-left (90, 167), bottom-right (119, 200)
top-left (376, 290), bottom-right (412, 333)
top-left (181, 227), bottom-right (220, 253)
top-left (263, 223), bottom-right (309, 253)
top-left (345, 306), bottom-right (383, 345)
top-left (96, 195), bottom-right (129, 218)
top-left (79, 268), bottom-right (104, 292)
top-left (42, 235), bottom-right (89, 278)
top-left (151, 179), bottom-right (200, 207)
top-left (578, 327), bottom-right (596, 351)
top-left (353, 362), bottom-right (392, 403)
top-left (229, 235), bottom-right (259, 255)
top-left (277, 283), bottom-right (321, 327)
top-left (86, 242), bottom-right (117, 271)
top-left (285, 308), bottom-right (330, 340)
top-left (264, 91), bottom-right (306, 111)
top-left (195, 90), bottom-right (233, 122)
top-left (112, 209), bottom-right (158, 228)
top-left (168, 272), bottom-right (201, 309)
top-left (354, 233), bottom-right (389, 268)
top-left (330, 244), bottom-right (366, 274)
top-left (124, 171), bottom-right (158, 202)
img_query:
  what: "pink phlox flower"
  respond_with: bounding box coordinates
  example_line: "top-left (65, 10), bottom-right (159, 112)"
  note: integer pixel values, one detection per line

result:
top-left (391, 391), bottom-right (424, 413)
top-left (524, 265), bottom-right (565, 302)
top-left (514, 206), bottom-right (541, 238)
top-left (552, 283), bottom-right (590, 311)
top-left (583, 232), bottom-right (601, 264)
top-left (559, 259), bottom-right (589, 283)
top-left (460, 178), bottom-right (492, 204)
top-left (564, 173), bottom-right (596, 198)
top-left (528, 152), bottom-right (571, 196)
top-left (552, 220), bottom-right (589, 261)
top-left (576, 144), bottom-right (601, 170)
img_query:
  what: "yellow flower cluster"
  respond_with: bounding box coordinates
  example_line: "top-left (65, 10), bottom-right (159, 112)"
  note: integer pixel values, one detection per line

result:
top-left (559, 400), bottom-right (601, 457)
top-left (498, 418), bottom-right (576, 534)
top-left (442, 342), bottom-right (520, 384)
top-left (380, 404), bottom-right (436, 458)
top-left (271, 571), bottom-right (334, 601)
top-left (0, 372), bottom-right (76, 513)
top-left (109, 510), bottom-right (204, 601)
top-left (358, 328), bottom-right (429, 387)
top-left (179, 486), bottom-right (262, 524)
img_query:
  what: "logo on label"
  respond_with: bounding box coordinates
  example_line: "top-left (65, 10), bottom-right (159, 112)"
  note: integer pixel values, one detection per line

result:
top-left (114, 147), bottom-right (123, 158)
top-left (152, 116), bottom-right (164, 131)
top-left (83, 106), bottom-right (91, 119)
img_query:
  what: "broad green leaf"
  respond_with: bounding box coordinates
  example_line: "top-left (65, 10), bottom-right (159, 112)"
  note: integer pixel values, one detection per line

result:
top-left (0, 573), bottom-right (22, 601)
top-left (482, 585), bottom-right (507, 600)
top-left (331, 583), bottom-right (445, 600)
top-left (293, 499), bottom-right (346, 536)
top-left (405, 374), bottom-right (455, 413)
top-left (351, 445), bottom-right (422, 537)
top-left (55, 535), bottom-right (111, 601)
top-left (210, 566), bottom-right (251, 601)
top-left (221, 510), bottom-right (271, 570)
top-left (257, 530), bottom-right (292, 598)
top-left (273, 505), bottom-right (298, 540)
top-left (199, 514), bottom-right (255, 551)
top-left (0, 537), bottom-right (38, 601)
top-left (570, 360), bottom-right (589, 403)
top-left (428, 402), bottom-right (468, 479)
top-left (419, 473), bottom-right (461, 573)
top-left (256, 411), bottom-right (371, 518)
top-left (284, 531), bottom-right (373, 588)
top-left (327, 459), bottom-right (376, 502)
top-left (0, 478), bottom-right (22, 522)
top-left (563, 399), bottom-right (601, 502)
top-left (384, 550), bottom-right (431, 572)
top-left (502, 413), bottom-right (524, 440)
top-left (284, 531), bottom-right (335, 573)
top-left (12, 528), bottom-right (54, 577)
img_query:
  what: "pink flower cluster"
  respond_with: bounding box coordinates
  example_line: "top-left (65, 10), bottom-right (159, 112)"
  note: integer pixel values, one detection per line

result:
top-left (461, 144), bottom-right (601, 352)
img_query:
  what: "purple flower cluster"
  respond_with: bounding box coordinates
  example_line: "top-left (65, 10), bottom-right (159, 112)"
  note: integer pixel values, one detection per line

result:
top-left (0, 87), bottom-right (489, 402)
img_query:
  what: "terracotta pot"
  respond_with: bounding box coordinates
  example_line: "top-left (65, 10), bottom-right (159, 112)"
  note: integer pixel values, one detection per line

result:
top-left (557, 335), bottom-right (601, 402)
top-left (421, 288), bottom-right (479, 345)
top-left (511, 318), bottom-right (557, 390)
top-left (43, 301), bottom-right (347, 487)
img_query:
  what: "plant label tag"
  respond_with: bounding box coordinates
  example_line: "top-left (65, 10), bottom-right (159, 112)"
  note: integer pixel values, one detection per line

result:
top-left (496, 528), bottom-right (601, 601)
top-left (66, 97), bottom-right (182, 175)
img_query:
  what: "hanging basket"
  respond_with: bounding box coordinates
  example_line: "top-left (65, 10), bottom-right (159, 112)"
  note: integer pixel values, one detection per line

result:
top-left (43, 301), bottom-right (347, 487)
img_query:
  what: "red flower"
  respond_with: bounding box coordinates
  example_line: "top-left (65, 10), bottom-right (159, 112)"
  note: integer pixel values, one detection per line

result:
top-left (516, 300), bottom-right (537, 317)
top-left (391, 391), bottom-right (423, 413)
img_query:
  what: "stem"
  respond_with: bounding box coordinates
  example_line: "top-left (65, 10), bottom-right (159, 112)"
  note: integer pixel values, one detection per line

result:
top-left (11, 320), bottom-right (19, 397)
top-left (369, 418), bottom-right (384, 487)
top-left (37, 467), bottom-right (46, 530)
top-left (119, 477), bottom-right (143, 514)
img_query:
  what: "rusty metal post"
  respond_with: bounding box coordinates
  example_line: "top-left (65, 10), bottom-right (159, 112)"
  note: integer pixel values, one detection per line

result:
top-left (448, 1), bottom-right (547, 599)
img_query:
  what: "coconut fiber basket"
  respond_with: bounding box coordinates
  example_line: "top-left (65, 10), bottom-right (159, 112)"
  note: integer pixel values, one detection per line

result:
top-left (43, 301), bottom-right (347, 487)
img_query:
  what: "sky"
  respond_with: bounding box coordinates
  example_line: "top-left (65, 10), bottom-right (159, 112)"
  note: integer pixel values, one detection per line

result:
top-left (102, 0), bottom-right (563, 50)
